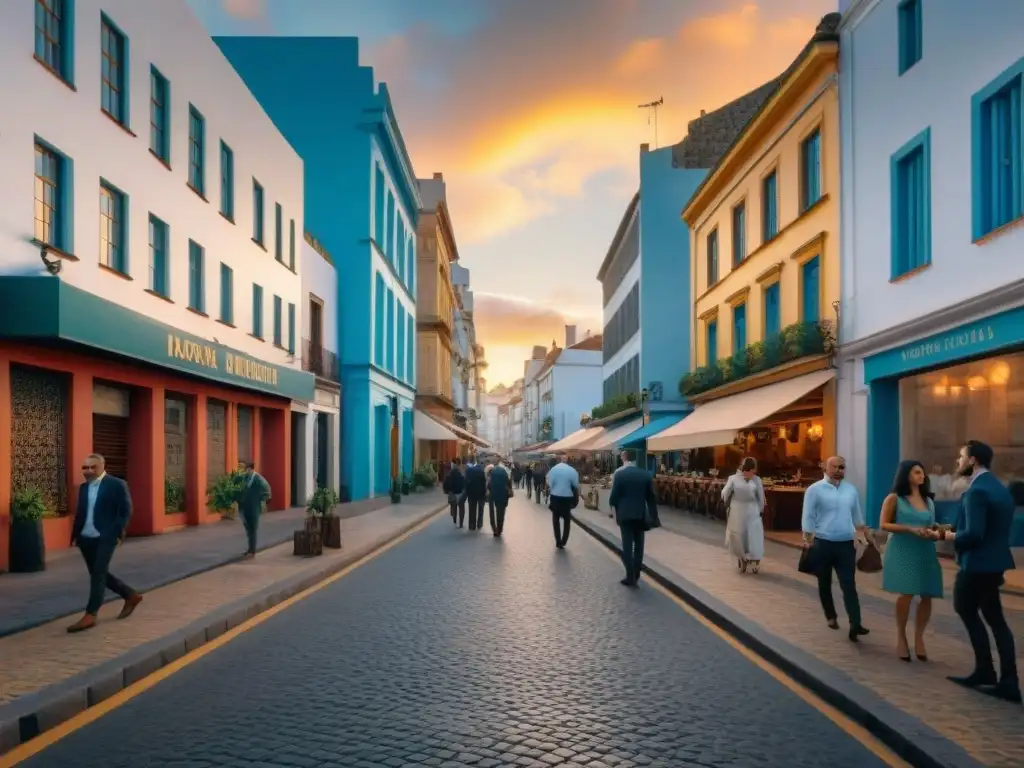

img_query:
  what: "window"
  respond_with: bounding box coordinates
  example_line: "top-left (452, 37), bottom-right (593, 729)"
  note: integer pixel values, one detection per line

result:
top-left (273, 295), bottom-right (283, 346)
top-left (251, 284), bottom-right (264, 337)
top-left (186, 241), bottom-right (204, 312)
top-left (374, 163), bottom-right (385, 245)
top-left (891, 128), bottom-right (932, 278)
top-left (898, 0), bottom-right (922, 75)
top-left (706, 229), bottom-right (719, 286)
top-left (252, 180), bottom-right (265, 244)
top-left (802, 256), bottom-right (821, 322)
top-left (732, 201), bottom-right (746, 266)
top-left (407, 236), bottom-right (415, 293)
top-left (99, 182), bottom-right (127, 274)
top-left (287, 302), bottom-right (295, 354)
top-left (188, 106), bottom-right (205, 195)
top-left (972, 68), bottom-right (1023, 240)
top-left (35, 0), bottom-right (72, 83)
top-left (374, 273), bottom-right (385, 366)
top-left (150, 67), bottom-right (170, 163)
top-left (386, 290), bottom-right (395, 372)
top-left (100, 17), bottom-right (128, 126)
top-left (763, 282), bottom-right (781, 338)
top-left (407, 314), bottom-right (415, 381)
top-left (733, 304), bottom-right (747, 353)
top-left (800, 129), bottom-right (822, 211)
top-left (149, 215), bottom-right (169, 297)
top-left (706, 320), bottom-right (718, 366)
top-left (385, 191), bottom-right (395, 261)
top-left (220, 264), bottom-right (233, 324)
top-left (397, 304), bottom-right (406, 380)
top-left (274, 203), bottom-right (283, 262)
top-left (762, 171), bottom-right (778, 241)
top-left (220, 142), bottom-right (234, 220)
top-left (289, 219), bottom-right (295, 270)
top-left (34, 141), bottom-right (68, 249)
top-left (397, 218), bottom-right (405, 280)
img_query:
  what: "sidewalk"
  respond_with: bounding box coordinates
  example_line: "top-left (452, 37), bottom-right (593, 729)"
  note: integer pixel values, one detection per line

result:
top-left (0, 491), bottom-right (446, 755)
top-left (0, 495), bottom-right (393, 638)
top-left (573, 502), bottom-right (1024, 768)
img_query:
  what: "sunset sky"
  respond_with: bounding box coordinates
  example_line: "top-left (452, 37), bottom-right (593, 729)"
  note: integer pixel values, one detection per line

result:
top-left (190, 0), bottom-right (837, 387)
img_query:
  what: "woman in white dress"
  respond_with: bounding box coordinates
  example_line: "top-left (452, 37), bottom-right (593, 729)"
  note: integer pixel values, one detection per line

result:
top-left (722, 457), bottom-right (766, 573)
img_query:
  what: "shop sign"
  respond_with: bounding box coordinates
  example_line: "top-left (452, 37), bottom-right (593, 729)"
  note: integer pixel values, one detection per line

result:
top-left (863, 305), bottom-right (1024, 382)
top-left (167, 334), bottom-right (281, 387)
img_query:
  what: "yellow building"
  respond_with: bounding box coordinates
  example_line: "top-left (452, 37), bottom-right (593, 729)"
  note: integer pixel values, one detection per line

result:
top-left (650, 13), bottom-right (842, 519)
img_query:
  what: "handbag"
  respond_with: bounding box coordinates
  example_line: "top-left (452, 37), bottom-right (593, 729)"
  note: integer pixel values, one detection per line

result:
top-left (856, 539), bottom-right (883, 573)
top-left (644, 504), bottom-right (662, 531)
top-left (798, 544), bottom-right (819, 574)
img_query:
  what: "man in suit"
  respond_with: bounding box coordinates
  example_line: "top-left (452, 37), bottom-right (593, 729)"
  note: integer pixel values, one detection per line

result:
top-left (464, 456), bottom-right (487, 531)
top-left (488, 461), bottom-right (513, 537)
top-left (67, 453), bottom-right (141, 633)
top-left (940, 440), bottom-right (1020, 702)
top-left (239, 461), bottom-right (272, 558)
top-left (546, 456), bottom-right (579, 549)
top-left (534, 461), bottom-right (548, 504)
top-left (609, 449), bottom-right (659, 586)
top-left (442, 457), bottom-right (466, 526)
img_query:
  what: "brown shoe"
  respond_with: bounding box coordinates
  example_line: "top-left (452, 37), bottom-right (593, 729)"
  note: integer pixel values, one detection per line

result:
top-left (67, 614), bottom-right (97, 633)
top-left (117, 594), bottom-right (143, 620)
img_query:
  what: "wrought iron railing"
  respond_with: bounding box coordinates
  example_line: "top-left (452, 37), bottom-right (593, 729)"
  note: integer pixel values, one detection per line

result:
top-left (302, 338), bottom-right (340, 383)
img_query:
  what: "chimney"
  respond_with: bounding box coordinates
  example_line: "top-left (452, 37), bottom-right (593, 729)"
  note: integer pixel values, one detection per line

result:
top-left (640, 143), bottom-right (650, 154)
top-left (565, 325), bottom-right (577, 347)
top-left (433, 172), bottom-right (443, 180)
top-left (531, 345), bottom-right (546, 360)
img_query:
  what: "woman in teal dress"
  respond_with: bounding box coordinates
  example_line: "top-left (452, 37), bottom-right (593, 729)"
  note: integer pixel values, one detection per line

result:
top-left (880, 460), bottom-right (945, 662)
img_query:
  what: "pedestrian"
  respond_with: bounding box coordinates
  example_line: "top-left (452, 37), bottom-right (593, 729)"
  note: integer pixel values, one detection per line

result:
top-left (525, 462), bottom-right (534, 496)
top-left (801, 455), bottom-right (871, 642)
top-left (464, 455), bottom-right (487, 532)
top-left (239, 461), bottom-right (271, 558)
top-left (66, 453), bottom-right (142, 633)
top-left (722, 457), bottom-right (766, 574)
top-left (534, 461), bottom-right (548, 504)
top-left (878, 460), bottom-right (944, 662)
top-left (608, 449), bottom-right (659, 586)
top-left (485, 460), bottom-right (496, 524)
top-left (443, 456), bottom-right (466, 526)
top-left (488, 460), bottom-right (513, 537)
top-left (546, 456), bottom-right (579, 549)
top-left (942, 441), bottom-right (1020, 703)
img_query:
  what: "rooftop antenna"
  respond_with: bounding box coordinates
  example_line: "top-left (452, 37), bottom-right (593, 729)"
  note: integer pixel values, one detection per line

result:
top-left (638, 96), bottom-right (664, 149)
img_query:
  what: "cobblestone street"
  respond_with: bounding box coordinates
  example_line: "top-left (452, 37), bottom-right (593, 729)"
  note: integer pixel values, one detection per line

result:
top-left (15, 495), bottom-right (897, 768)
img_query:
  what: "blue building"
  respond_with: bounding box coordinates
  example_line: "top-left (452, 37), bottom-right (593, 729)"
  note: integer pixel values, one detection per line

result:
top-left (216, 37), bottom-right (420, 501)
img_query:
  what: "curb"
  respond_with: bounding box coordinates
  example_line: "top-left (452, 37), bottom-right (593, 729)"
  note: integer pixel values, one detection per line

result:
top-left (572, 513), bottom-right (986, 768)
top-left (0, 503), bottom-right (445, 757)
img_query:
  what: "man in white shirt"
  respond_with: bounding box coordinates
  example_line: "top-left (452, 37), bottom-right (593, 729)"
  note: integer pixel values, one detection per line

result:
top-left (547, 457), bottom-right (580, 549)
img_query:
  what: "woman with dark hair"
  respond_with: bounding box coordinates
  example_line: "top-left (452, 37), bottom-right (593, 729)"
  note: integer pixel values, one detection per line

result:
top-left (722, 457), bottom-right (766, 573)
top-left (879, 459), bottom-right (944, 662)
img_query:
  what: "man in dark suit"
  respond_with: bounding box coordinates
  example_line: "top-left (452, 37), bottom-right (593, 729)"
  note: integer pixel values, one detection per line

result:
top-left (940, 440), bottom-right (1020, 702)
top-left (443, 457), bottom-right (466, 526)
top-left (67, 453), bottom-right (141, 633)
top-left (464, 456), bottom-right (487, 531)
top-left (239, 461), bottom-right (272, 558)
top-left (488, 461), bottom-right (513, 537)
top-left (609, 449), bottom-right (660, 587)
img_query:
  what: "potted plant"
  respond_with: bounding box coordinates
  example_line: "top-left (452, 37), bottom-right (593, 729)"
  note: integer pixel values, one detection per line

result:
top-left (9, 486), bottom-right (48, 573)
top-left (165, 477), bottom-right (185, 514)
top-left (306, 486), bottom-right (341, 548)
top-left (401, 474), bottom-right (411, 495)
top-left (207, 470), bottom-right (246, 520)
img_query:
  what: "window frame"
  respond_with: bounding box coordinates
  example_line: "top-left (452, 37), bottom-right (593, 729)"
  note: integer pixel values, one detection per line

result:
top-left (148, 214), bottom-right (169, 297)
top-left (889, 127), bottom-right (932, 279)
top-left (706, 228), bottom-right (719, 287)
top-left (762, 169), bottom-right (779, 242)
top-left (252, 284), bottom-right (264, 338)
top-left (98, 180), bottom-right (128, 274)
top-left (800, 128), bottom-right (823, 212)
top-left (897, 0), bottom-right (923, 76)
top-left (220, 263), bottom-right (234, 324)
top-left (35, 0), bottom-right (74, 84)
top-left (252, 179), bottom-right (265, 245)
top-left (149, 66), bottom-right (170, 164)
top-left (731, 199), bottom-right (746, 267)
top-left (188, 240), bottom-right (206, 313)
top-left (220, 141), bottom-right (234, 221)
top-left (100, 15), bottom-right (129, 127)
top-left (187, 105), bottom-right (206, 196)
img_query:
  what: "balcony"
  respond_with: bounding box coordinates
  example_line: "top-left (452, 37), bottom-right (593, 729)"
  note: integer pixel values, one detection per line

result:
top-left (302, 338), bottom-right (340, 383)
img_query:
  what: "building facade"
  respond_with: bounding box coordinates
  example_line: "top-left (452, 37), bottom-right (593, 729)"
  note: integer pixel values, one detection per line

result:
top-left (298, 233), bottom-right (342, 500)
top-left (0, 0), bottom-right (313, 569)
top-left (450, 263), bottom-right (485, 437)
top-left (216, 36), bottom-right (420, 501)
top-left (533, 331), bottom-right (603, 442)
top-left (836, 0), bottom-right (1024, 536)
top-left (651, 15), bottom-right (841, 480)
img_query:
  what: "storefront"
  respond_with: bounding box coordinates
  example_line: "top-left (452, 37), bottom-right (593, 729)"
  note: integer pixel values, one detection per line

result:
top-left (861, 305), bottom-right (1024, 541)
top-left (0, 277), bottom-right (315, 571)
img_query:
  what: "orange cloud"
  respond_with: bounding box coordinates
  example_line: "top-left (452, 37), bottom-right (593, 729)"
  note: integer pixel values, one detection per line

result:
top-left (221, 0), bottom-right (263, 20)
top-left (615, 38), bottom-right (666, 76)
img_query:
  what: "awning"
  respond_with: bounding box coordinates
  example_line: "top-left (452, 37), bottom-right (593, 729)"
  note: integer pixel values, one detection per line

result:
top-left (424, 413), bottom-right (492, 449)
top-left (648, 369), bottom-right (836, 452)
top-left (576, 418), bottom-right (645, 451)
top-left (619, 413), bottom-right (688, 448)
top-left (515, 440), bottom-right (553, 453)
top-left (415, 410), bottom-right (459, 441)
top-left (548, 426), bottom-right (605, 452)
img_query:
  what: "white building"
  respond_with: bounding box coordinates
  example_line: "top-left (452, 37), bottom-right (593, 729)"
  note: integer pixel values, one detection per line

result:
top-left (836, 0), bottom-right (1024, 534)
top-left (534, 329), bottom-right (603, 442)
top-left (0, 0), bottom-right (312, 566)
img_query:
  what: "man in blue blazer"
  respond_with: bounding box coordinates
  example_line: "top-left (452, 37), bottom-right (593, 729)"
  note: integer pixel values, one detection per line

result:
top-left (938, 440), bottom-right (1019, 702)
top-left (67, 453), bottom-right (141, 633)
top-left (608, 449), bottom-right (660, 586)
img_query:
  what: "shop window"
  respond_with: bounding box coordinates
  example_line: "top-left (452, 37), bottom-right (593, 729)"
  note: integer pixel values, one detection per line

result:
top-left (10, 365), bottom-right (69, 514)
top-left (207, 399), bottom-right (228, 482)
top-left (900, 352), bottom-right (1024, 505)
top-left (237, 405), bottom-right (254, 465)
top-left (164, 395), bottom-right (188, 514)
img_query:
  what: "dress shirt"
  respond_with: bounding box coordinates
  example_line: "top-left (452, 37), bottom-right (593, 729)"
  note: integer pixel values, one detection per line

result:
top-left (547, 463), bottom-right (580, 497)
top-left (969, 468), bottom-right (989, 487)
top-left (81, 473), bottom-right (106, 539)
top-left (801, 478), bottom-right (864, 542)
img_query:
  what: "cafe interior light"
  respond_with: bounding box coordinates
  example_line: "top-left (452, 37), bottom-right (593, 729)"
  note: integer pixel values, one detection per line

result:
top-left (778, 426), bottom-right (788, 439)
top-left (990, 360), bottom-right (1011, 385)
top-left (967, 375), bottom-right (989, 391)
top-left (807, 423), bottom-right (824, 440)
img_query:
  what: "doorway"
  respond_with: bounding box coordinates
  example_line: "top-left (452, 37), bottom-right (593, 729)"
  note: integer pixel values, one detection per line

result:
top-left (315, 411), bottom-right (330, 490)
top-left (92, 383), bottom-right (130, 481)
top-left (290, 412), bottom-right (306, 507)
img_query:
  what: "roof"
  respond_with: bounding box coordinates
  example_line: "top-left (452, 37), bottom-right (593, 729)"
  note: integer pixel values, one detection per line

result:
top-left (569, 334), bottom-right (603, 351)
top-left (595, 193), bottom-right (640, 281)
top-left (534, 346), bottom-right (562, 380)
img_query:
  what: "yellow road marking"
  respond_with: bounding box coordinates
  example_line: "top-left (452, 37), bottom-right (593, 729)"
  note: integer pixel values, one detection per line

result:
top-left (0, 508), bottom-right (446, 768)
top-left (586, 527), bottom-right (912, 768)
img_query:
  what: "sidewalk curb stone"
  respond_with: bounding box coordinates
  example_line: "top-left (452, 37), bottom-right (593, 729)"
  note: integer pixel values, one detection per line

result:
top-left (0, 503), bottom-right (445, 756)
top-left (572, 513), bottom-right (986, 768)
